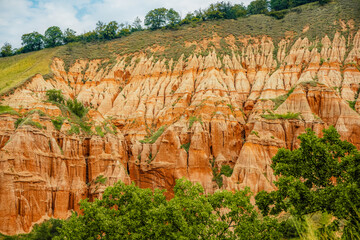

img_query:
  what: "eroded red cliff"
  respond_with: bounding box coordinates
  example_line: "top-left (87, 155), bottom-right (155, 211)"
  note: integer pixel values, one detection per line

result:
top-left (1, 27), bottom-right (360, 235)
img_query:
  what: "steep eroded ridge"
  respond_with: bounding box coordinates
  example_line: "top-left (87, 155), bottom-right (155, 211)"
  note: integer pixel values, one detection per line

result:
top-left (1, 28), bottom-right (360, 234)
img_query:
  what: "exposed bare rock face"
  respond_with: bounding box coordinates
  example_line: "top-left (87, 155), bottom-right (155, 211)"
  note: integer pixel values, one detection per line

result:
top-left (1, 29), bottom-right (360, 235)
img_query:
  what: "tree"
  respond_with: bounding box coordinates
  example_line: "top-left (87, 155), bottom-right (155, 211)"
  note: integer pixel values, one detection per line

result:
top-left (270, 0), bottom-right (290, 11)
top-left (63, 28), bottom-right (77, 44)
top-left (144, 8), bottom-right (168, 30)
top-left (80, 31), bottom-right (98, 42)
top-left (203, 2), bottom-right (247, 20)
top-left (319, 0), bottom-right (331, 5)
top-left (231, 4), bottom-right (247, 18)
top-left (1, 42), bottom-right (13, 57)
top-left (255, 126), bottom-right (360, 238)
top-left (204, 3), bottom-right (225, 20)
top-left (95, 21), bottom-right (106, 40)
top-left (56, 179), bottom-right (282, 239)
top-left (21, 31), bottom-right (44, 52)
top-left (132, 17), bottom-right (143, 32)
top-left (44, 26), bottom-right (63, 48)
top-left (103, 21), bottom-right (119, 40)
top-left (247, 0), bottom-right (269, 15)
top-left (166, 8), bottom-right (181, 28)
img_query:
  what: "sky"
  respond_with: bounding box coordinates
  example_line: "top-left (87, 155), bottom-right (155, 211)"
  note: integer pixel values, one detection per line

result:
top-left (0, 0), bottom-right (253, 49)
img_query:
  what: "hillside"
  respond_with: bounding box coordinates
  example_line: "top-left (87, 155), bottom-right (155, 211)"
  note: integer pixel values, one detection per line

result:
top-left (0, 0), bottom-right (360, 235)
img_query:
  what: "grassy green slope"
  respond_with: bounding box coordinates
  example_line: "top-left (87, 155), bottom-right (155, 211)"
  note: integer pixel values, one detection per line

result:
top-left (0, 47), bottom-right (58, 95)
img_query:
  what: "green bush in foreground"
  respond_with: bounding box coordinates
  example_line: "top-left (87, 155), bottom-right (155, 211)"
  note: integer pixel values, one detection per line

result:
top-left (56, 179), bottom-right (283, 240)
top-left (1, 218), bottom-right (62, 240)
top-left (256, 126), bottom-right (360, 239)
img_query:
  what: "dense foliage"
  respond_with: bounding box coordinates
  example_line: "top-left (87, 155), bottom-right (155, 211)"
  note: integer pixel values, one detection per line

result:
top-left (1, 219), bottom-right (63, 240)
top-left (270, 0), bottom-right (330, 11)
top-left (255, 126), bottom-right (360, 238)
top-left (66, 98), bottom-right (88, 118)
top-left (0, 43), bottom-right (12, 57)
top-left (55, 179), bottom-right (283, 240)
top-left (46, 89), bottom-right (88, 118)
top-left (1, 0), bottom-right (332, 57)
top-left (144, 8), bottom-right (181, 30)
top-left (45, 89), bottom-right (64, 104)
top-left (21, 32), bottom-right (44, 53)
top-left (44, 26), bottom-right (63, 48)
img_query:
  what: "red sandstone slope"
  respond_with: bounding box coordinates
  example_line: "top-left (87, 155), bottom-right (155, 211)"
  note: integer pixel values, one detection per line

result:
top-left (0, 27), bottom-right (360, 234)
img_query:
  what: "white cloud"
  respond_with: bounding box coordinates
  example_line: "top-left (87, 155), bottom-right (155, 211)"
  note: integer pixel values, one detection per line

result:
top-left (0, 0), bottom-right (253, 48)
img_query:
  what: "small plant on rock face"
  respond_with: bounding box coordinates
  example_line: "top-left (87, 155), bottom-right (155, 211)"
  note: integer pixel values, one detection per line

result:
top-left (46, 89), bottom-right (65, 104)
top-left (227, 104), bottom-right (235, 114)
top-left (66, 99), bottom-right (88, 118)
top-left (181, 142), bottom-right (191, 153)
top-left (220, 165), bottom-right (233, 177)
top-left (251, 130), bottom-right (259, 137)
top-left (139, 126), bottom-right (166, 144)
top-left (51, 117), bottom-right (64, 131)
top-left (95, 126), bottom-right (105, 137)
top-left (210, 157), bottom-right (234, 188)
top-left (188, 116), bottom-right (203, 129)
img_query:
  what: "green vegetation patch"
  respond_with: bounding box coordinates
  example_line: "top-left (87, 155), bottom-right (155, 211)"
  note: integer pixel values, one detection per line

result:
top-left (139, 125), bottom-right (166, 144)
top-left (15, 117), bottom-right (44, 130)
top-left (255, 126), bottom-right (360, 239)
top-left (181, 142), bottom-right (191, 153)
top-left (67, 124), bottom-right (80, 135)
top-left (210, 157), bottom-right (234, 188)
top-left (45, 89), bottom-right (92, 135)
top-left (271, 87), bottom-right (295, 110)
top-left (220, 165), bottom-right (233, 177)
top-left (0, 105), bottom-right (20, 116)
top-left (188, 116), bottom-right (203, 129)
top-left (301, 80), bottom-right (319, 87)
top-left (348, 84), bottom-right (360, 111)
top-left (51, 116), bottom-right (65, 131)
top-left (0, 48), bottom-right (58, 95)
top-left (261, 111), bottom-right (301, 120)
top-left (95, 126), bottom-right (105, 137)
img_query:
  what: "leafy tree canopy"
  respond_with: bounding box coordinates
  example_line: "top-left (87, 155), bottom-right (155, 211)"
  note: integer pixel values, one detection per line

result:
top-left (44, 26), bottom-right (63, 48)
top-left (144, 8), bottom-right (169, 30)
top-left (21, 31), bottom-right (44, 52)
top-left (247, 0), bottom-right (269, 15)
top-left (56, 179), bottom-right (282, 239)
top-left (166, 8), bottom-right (181, 28)
top-left (63, 28), bottom-right (77, 44)
top-left (255, 126), bottom-right (360, 238)
top-left (1, 42), bottom-right (13, 57)
top-left (132, 17), bottom-right (143, 32)
top-left (103, 21), bottom-right (119, 40)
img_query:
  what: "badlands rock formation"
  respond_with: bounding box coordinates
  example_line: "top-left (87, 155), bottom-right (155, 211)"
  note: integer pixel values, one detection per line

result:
top-left (1, 28), bottom-right (360, 234)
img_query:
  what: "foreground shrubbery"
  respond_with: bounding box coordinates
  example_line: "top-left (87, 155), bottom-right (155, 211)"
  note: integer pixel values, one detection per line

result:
top-left (56, 179), bottom-right (285, 239)
top-left (256, 126), bottom-right (360, 239)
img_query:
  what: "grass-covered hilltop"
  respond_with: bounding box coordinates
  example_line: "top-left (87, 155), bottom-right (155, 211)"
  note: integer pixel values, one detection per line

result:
top-left (1, 0), bottom-right (360, 239)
